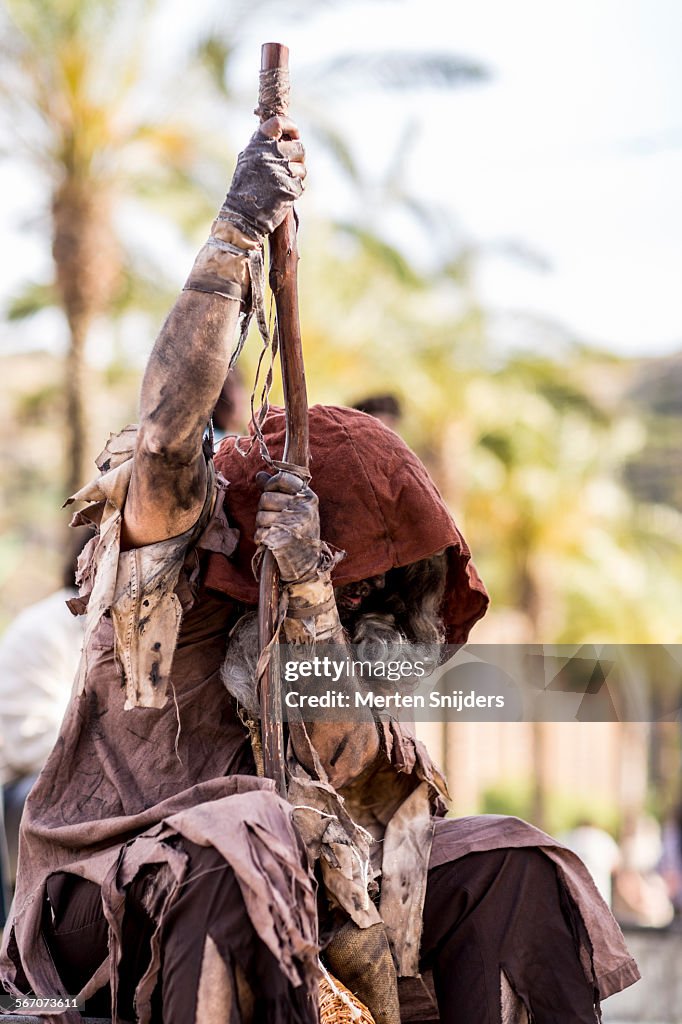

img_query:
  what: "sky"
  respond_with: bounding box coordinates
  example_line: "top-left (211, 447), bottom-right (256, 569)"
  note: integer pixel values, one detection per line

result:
top-left (2, 0), bottom-right (681, 359)
top-left (237, 0), bottom-right (682, 357)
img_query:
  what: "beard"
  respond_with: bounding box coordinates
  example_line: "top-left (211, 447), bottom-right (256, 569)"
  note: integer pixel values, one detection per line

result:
top-left (220, 607), bottom-right (408, 716)
top-left (219, 554), bottom-right (447, 713)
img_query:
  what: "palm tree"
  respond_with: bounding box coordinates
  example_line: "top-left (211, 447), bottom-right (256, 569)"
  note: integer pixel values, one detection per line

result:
top-left (2, 0), bottom-right (489, 495)
top-left (451, 352), bottom-right (682, 825)
top-left (1, 0), bottom-right (221, 493)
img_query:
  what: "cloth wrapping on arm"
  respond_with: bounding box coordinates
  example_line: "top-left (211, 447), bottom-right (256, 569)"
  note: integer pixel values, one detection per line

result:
top-left (283, 572), bottom-right (345, 644)
top-left (183, 219), bottom-right (256, 302)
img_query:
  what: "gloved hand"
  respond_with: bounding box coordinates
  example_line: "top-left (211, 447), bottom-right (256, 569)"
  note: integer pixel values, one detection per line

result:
top-left (184, 115), bottom-right (306, 301)
top-left (219, 115), bottom-right (306, 242)
top-left (254, 471), bottom-right (322, 583)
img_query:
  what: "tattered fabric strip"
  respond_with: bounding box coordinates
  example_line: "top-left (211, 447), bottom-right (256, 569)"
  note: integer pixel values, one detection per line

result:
top-left (64, 427), bottom-right (215, 711)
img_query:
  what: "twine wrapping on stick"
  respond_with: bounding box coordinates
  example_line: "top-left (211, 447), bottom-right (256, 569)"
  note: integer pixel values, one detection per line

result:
top-left (255, 66), bottom-right (291, 119)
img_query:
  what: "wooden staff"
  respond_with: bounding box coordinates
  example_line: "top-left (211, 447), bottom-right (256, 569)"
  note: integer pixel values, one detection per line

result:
top-left (257, 42), bottom-right (309, 797)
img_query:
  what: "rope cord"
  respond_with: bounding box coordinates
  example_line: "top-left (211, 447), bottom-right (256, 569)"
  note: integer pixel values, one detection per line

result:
top-left (255, 67), bottom-right (291, 120)
top-left (227, 246), bottom-right (310, 483)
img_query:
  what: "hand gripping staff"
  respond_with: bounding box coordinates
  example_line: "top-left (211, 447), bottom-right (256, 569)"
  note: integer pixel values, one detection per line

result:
top-left (256, 43), bottom-right (310, 798)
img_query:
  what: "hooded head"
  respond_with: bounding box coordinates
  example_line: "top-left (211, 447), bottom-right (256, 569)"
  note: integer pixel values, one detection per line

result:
top-left (205, 404), bottom-right (488, 643)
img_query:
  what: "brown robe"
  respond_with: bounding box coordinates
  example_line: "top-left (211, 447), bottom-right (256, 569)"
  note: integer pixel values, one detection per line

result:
top-left (0, 407), bottom-right (639, 1021)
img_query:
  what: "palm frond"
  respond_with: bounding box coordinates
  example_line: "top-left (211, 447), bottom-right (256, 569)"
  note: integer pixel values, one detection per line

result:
top-left (306, 121), bottom-right (362, 183)
top-left (5, 281), bottom-right (58, 321)
top-left (333, 221), bottom-right (425, 287)
top-left (508, 356), bottom-right (611, 425)
top-left (193, 34), bottom-right (236, 96)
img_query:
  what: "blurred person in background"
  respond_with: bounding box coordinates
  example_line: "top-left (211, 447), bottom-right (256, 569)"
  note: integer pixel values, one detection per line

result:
top-left (559, 819), bottom-right (622, 908)
top-left (612, 813), bottom-right (674, 928)
top-left (659, 802), bottom-right (679, 917)
top-left (211, 365), bottom-right (248, 446)
top-left (351, 392), bottom-right (403, 432)
top-left (660, 803), bottom-right (682, 917)
top-left (0, 531), bottom-right (88, 880)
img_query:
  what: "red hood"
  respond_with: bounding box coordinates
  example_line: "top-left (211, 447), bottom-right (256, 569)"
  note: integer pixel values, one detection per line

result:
top-left (205, 404), bottom-right (488, 643)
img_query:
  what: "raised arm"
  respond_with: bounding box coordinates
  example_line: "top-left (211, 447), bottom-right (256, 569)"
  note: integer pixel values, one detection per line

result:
top-left (123, 117), bottom-right (306, 548)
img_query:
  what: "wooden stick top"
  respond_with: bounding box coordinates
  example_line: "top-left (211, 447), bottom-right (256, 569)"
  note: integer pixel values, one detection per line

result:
top-left (261, 42), bottom-right (289, 71)
top-left (258, 43), bottom-right (290, 120)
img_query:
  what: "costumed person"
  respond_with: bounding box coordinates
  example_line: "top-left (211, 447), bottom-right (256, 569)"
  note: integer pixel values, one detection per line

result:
top-left (0, 112), bottom-right (639, 1024)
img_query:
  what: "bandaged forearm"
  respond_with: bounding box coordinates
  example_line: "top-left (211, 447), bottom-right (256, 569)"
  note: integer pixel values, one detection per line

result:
top-left (183, 219), bottom-right (257, 302)
top-left (283, 572), bottom-right (344, 644)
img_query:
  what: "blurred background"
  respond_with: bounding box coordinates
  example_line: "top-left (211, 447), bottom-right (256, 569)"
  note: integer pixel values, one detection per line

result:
top-left (1, 0), bottom-right (682, 952)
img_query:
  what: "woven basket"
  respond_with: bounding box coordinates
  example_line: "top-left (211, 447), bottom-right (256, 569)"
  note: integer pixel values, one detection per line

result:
top-left (319, 970), bottom-right (376, 1024)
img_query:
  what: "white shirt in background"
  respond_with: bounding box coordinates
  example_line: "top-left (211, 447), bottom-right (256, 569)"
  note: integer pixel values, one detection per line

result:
top-left (0, 589), bottom-right (84, 786)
